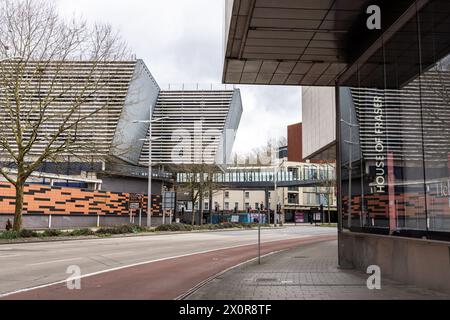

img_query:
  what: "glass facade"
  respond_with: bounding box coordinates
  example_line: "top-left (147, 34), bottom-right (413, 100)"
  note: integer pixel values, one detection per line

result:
top-left (339, 0), bottom-right (450, 238)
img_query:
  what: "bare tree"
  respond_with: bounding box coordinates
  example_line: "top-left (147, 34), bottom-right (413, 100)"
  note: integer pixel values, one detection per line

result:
top-left (233, 136), bottom-right (286, 167)
top-left (0, 0), bottom-right (130, 231)
top-left (315, 161), bottom-right (336, 224)
top-left (176, 164), bottom-right (223, 225)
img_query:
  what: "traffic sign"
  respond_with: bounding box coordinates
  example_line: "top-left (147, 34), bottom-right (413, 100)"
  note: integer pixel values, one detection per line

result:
top-left (129, 193), bottom-right (144, 210)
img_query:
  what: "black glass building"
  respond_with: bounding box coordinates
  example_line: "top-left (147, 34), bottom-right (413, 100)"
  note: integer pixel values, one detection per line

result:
top-left (223, 0), bottom-right (450, 292)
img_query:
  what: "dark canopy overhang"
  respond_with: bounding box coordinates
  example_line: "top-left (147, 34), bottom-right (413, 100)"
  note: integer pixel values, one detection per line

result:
top-left (223, 0), bottom-right (450, 88)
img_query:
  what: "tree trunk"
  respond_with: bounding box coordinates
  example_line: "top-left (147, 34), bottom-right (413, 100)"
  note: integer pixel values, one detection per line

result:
top-left (13, 182), bottom-right (25, 231)
top-left (191, 199), bottom-right (196, 226)
top-left (208, 183), bottom-right (213, 224)
top-left (199, 175), bottom-right (204, 225)
top-left (199, 193), bottom-right (204, 225)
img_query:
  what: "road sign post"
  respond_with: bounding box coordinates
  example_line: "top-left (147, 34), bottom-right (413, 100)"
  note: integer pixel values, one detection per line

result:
top-left (129, 193), bottom-right (144, 225)
top-left (162, 192), bottom-right (176, 225)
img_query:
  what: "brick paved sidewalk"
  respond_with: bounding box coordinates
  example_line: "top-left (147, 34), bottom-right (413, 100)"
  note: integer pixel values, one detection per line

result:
top-left (186, 240), bottom-right (450, 300)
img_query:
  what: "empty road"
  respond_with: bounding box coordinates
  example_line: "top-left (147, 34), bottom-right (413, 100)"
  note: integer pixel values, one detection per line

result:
top-left (0, 226), bottom-right (336, 299)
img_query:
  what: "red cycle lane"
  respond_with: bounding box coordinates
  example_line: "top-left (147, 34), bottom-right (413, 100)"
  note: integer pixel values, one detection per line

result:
top-left (2, 235), bottom-right (336, 300)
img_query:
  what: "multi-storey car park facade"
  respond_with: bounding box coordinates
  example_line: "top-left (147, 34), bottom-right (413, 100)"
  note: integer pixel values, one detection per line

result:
top-left (0, 59), bottom-right (242, 227)
top-left (223, 0), bottom-right (450, 293)
top-left (139, 89), bottom-right (242, 167)
top-left (0, 59), bottom-right (242, 188)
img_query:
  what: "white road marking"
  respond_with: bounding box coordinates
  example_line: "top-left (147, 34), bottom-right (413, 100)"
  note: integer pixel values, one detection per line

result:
top-left (0, 254), bottom-right (19, 258)
top-left (0, 235), bottom-right (333, 298)
top-left (28, 258), bottom-right (81, 267)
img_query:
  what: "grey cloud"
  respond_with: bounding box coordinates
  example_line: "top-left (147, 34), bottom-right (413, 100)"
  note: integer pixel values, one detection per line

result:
top-left (56, 0), bottom-right (302, 154)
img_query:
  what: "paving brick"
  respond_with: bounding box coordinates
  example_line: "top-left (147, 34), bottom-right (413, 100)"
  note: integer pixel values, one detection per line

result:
top-left (186, 240), bottom-right (450, 300)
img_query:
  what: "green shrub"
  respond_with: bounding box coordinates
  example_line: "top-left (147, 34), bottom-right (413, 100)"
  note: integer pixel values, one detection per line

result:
top-left (96, 225), bottom-right (136, 235)
top-left (155, 223), bottom-right (193, 232)
top-left (69, 229), bottom-right (96, 236)
top-left (96, 227), bottom-right (119, 235)
top-left (200, 224), bottom-right (221, 230)
top-left (220, 222), bottom-right (239, 229)
top-left (19, 229), bottom-right (39, 238)
top-left (242, 223), bottom-right (259, 229)
top-left (116, 225), bottom-right (135, 234)
top-left (0, 231), bottom-right (19, 239)
top-left (42, 229), bottom-right (63, 237)
top-left (131, 226), bottom-right (153, 233)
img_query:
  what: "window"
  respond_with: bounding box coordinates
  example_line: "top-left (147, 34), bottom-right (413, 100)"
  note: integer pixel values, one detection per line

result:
top-left (288, 167), bottom-right (299, 179)
top-left (303, 193), bottom-right (316, 206)
top-left (245, 203), bottom-right (250, 210)
top-left (225, 191), bottom-right (229, 198)
top-left (255, 203), bottom-right (259, 210)
top-left (288, 193), bottom-right (299, 205)
top-left (224, 202), bottom-right (229, 210)
top-left (245, 192), bottom-right (250, 198)
top-left (337, 6), bottom-right (450, 236)
top-left (234, 202), bottom-right (239, 210)
top-left (204, 202), bottom-right (209, 211)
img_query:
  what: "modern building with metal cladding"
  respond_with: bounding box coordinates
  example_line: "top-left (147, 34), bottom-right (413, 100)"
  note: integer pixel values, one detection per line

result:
top-left (0, 59), bottom-right (243, 192)
top-left (139, 89), bottom-right (242, 167)
top-left (223, 0), bottom-right (450, 293)
top-left (0, 58), bottom-right (242, 228)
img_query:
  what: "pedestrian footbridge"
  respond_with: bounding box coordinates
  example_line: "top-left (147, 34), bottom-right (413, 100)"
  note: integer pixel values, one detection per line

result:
top-left (177, 165), bottom-right (336, 190)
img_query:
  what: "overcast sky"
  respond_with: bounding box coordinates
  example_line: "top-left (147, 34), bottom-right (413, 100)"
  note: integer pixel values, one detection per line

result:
top-left (56, 0), bottom-right (302, 155)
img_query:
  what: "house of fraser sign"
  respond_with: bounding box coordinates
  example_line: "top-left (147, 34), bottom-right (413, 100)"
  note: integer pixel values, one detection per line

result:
top-left (373, 96), bottom-right (386, 193)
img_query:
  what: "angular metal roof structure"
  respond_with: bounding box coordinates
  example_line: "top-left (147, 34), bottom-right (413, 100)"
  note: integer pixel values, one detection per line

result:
top-left (223, 0), bottom-right (450, 88)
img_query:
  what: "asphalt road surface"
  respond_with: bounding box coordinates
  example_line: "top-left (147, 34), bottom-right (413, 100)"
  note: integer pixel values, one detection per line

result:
top-left (0, 226), bottom-right (336, 300)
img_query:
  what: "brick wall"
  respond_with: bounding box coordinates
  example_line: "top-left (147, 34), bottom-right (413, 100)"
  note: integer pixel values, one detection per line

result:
top-left (288, 123), bottom-right (303, 162)
top-left (0, 182), bottom-right (161, 216)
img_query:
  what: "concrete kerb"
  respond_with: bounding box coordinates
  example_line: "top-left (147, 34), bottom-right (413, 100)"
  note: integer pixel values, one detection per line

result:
top-left (0, 226), bottom-right (287, 245)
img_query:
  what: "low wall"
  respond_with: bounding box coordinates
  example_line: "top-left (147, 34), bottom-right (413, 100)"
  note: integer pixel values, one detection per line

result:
top-left (0, 182), bottom-right (165, 230)
top-left (339, 231), bottom-right (450, 294)
top-left (0, 214), bottom-right (170, 230)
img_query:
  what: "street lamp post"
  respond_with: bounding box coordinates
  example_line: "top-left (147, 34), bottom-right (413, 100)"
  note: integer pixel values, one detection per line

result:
top-left (273, 163), bottom-right (278, 227)
top-left (273, 156), bottom-right (286, 227)
top-left (134, 109), bottom-right (169, 228)
top-left (147, 119), bottom-right (153, 228)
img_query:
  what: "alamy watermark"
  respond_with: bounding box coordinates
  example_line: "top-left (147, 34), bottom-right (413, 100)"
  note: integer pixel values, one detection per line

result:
top-left (366, 265), bottom-right (382, 290)
top-left (167, 121), bottom-right (279, 166)
top-left (367, 5), bottom-right (381, 30)
top-left (66, 265), bottom-right (82, 290)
